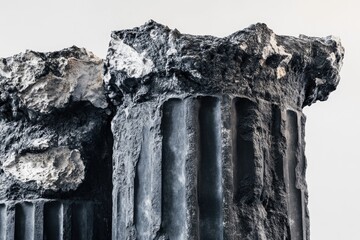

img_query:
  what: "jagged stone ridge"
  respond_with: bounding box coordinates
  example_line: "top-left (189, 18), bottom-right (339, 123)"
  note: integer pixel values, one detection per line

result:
top-left (0, 21), bottom-right (344, 240)
top-left (104, 20), bottom-right (344, 108)
top-left (0, 46), bottom-right (112, 239)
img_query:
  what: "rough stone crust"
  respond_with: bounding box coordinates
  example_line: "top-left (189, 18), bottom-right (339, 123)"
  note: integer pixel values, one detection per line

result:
top-left (0, 47), bottom-right (112, 199)
top-left (2, 147), bottom-right (85, 191)
top-left (0, 21), bottom-right (345, 240)
top-left (104, 20), bottom-right (344, 108)
top-left (0, 46), bottom-right (107, 121)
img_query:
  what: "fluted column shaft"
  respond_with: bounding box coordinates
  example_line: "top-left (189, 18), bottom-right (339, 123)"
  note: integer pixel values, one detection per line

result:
top-left (105, 21), bottom-right (344, 240)
top-left (110, 95), bottom-right (308, 240)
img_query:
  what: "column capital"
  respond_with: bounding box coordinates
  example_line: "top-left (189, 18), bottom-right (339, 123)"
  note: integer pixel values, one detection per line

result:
top-left (105, 20), bottom-right (344, 109)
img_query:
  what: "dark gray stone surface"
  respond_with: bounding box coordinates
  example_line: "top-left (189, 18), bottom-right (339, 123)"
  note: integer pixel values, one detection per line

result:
top-left (0, 47), bottom-right (113, 239)
top-left (105, 21), bottom-right (344, 240)
top-left (0, 21), bottom-right (344, 240)
top-left (104, 20), bottom-right (343, 108)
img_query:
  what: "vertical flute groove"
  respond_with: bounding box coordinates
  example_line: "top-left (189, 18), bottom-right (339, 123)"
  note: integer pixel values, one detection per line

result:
top-left (14, 202), bottom-right (34, 240)
top-left (71, 203), bottom-right (93, 240)
top-left (134, 126), bottom-right (154, 239)
top-left (44, 202), bottom-right (62, 240)
top-left (232, 97), bottom-right (257, 202)
top-left (161, 99), bottom-right (187, 240)
top-left (197, 96), bottom-right (223, 240)
top-left (0, 204), bottom-right (5, 240)
top-left (285, 110), bottom-right (303, 240)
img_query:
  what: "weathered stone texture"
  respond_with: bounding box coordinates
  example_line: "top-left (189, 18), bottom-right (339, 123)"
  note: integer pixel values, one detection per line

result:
top-left (104, 21), bottom-right (343, 108)
top-left (0, 21), bottom-right (344, 240)
top-left (105, 21), bottom-right (343, 240)
top-left (0, 47), bottom-right (113, 239)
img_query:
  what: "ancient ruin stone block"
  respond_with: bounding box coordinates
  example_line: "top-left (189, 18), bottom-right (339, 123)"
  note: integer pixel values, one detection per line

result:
top-left (0, 20), bottom-right (344, 240)
top-left (0, 47), bottom-right (113, 240)
top-left (105, 21), bottom-right (344, 240)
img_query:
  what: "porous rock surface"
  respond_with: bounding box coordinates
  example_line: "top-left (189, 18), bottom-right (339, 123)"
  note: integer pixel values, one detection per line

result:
top-left (104, 21), bottom-right (343, 108)
top-left (3, 147), bottom-right (84, 191)
top-left (0, 46), bottom-right (112, 199)
top-left (0, 21), bottom-right (344, 240)
top-left (105, 21), bottom-right (344, 240)
top-left (0, 46), bottom-right (113, 239)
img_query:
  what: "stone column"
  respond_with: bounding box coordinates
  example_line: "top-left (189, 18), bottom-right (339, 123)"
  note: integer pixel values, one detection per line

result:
top-left (0, 47), bottom-right (113, 240)
top-left (105, 21), bottom-right (344, 240)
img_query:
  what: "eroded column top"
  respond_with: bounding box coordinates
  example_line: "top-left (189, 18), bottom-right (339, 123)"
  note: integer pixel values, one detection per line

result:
top-left (104, 20), bottom-right (344, 109)
top-left (0, 46), bottom-right (111, 198)
top-left (0, 46), bottom-right (108, 121)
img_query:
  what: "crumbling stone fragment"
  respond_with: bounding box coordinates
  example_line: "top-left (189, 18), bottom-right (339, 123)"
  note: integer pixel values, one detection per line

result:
top-left (105, 20), bottom-right (343, 240)
top-left (0, 46), bottom-right (113, 240)
top-left (0, 21), bottom-right (344, 240)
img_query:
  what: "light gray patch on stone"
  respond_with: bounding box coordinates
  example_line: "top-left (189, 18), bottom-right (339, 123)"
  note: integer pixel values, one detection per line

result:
top-left (67, 58), bottom-right (108, 109)
top-left (18, 58), bottom-right (107, 113)
top-left (2, 147), bottom-right (85, 191)
top-left (104, 38), bottom-right (154, 83)
top-left (19, 75), bottom-right (73, 113)
top-left (0, 47), bottom-right (108, 118)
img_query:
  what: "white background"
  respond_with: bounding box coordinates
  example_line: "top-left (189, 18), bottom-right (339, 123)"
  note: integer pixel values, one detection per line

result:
top-left (0, 0), bottom-right (359, 239)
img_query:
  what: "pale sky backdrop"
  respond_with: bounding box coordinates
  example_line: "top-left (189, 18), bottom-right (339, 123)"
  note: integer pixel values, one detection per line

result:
top-left (1, 0), bottom-right (359, 239)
